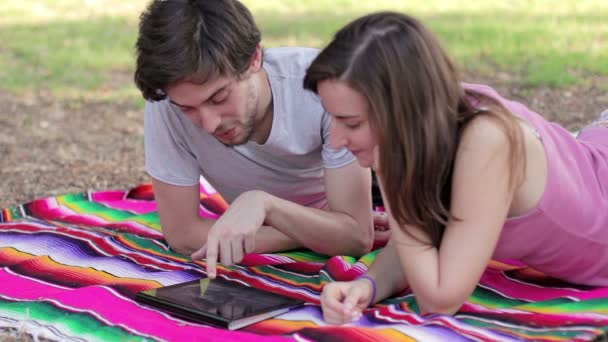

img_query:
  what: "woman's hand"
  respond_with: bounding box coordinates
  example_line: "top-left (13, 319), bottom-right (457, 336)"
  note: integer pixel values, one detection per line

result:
top-left (191, 190), bottom-right (268, 278)
top-left (321, 278), bottom-right (374, 325)
top-left (373, 211), bottom-right (391, 247)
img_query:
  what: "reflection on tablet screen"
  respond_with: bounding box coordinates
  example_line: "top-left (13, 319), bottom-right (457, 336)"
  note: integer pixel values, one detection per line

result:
top-left (150, 278), bottom-right (301, 321)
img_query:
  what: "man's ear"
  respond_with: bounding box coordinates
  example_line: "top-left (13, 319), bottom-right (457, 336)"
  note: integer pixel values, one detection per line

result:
top-left (249, 44), bottom-right (263, 72)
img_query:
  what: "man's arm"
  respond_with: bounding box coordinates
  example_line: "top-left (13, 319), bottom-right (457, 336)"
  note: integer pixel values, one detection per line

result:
top-left (194, 161), bottom-right (374, 277)
top-left (153, 178), bottom-right (302, 255)
top-left (263, 161), bottom-right (374, 256)
top-left (153, 178), bottom-right (212, 254)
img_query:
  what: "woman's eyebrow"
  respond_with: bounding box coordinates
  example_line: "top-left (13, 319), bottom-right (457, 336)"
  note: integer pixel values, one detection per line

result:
top-left (331, 113), bottom-right (363, 119)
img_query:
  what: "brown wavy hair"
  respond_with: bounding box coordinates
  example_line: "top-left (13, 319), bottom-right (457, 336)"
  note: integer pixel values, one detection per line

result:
top-left (134, 0), bottom-right (261, 101)
top-left (304, 12), bottom-right (524, 247)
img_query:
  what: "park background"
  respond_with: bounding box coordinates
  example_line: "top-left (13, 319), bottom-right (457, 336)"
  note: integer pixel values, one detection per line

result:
top-left (1, 0), bottom-right (607, 209)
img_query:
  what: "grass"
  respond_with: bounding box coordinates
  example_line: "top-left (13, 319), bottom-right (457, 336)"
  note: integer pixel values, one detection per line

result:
top-left (0, 0), bottom-right (606, 100)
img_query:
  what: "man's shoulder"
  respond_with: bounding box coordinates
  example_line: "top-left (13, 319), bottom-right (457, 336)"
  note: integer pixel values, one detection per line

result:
top-left (144, 98), bottom-right (188, 131)
top-left (145, 98), bottom-right (173, 114)
top-left (263, 47), bottom-right (320, 78)
top-left (264, 46), bottom-right (319, 59)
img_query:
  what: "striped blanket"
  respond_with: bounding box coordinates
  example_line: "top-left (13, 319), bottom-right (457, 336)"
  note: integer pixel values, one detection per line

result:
top-left (1, 182), bottom-right (607, 341)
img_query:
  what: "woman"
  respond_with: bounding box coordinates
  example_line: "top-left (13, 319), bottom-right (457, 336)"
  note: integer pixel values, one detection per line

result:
top-left (303, 11), bottom-right (608, 324)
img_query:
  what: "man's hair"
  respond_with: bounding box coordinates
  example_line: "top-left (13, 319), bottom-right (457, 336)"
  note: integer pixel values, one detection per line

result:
top-left (304, 12), bottom-right (524, 247)
top-left (134, 0), bottom-right (261, 101)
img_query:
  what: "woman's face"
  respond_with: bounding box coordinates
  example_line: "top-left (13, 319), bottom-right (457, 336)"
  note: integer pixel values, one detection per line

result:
top-left (317, 79), bottom-right (379, 168)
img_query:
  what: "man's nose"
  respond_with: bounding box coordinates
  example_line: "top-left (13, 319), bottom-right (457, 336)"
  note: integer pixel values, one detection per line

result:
top-left (199, 108), bottom-right (221, 134)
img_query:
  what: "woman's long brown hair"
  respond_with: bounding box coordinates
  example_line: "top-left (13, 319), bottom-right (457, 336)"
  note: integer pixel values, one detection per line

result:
top-left (304, 12), bottom-right (524, 247)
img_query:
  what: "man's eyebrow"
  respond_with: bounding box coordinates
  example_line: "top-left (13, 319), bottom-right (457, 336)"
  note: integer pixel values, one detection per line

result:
top-left (169, 85), bottom-right (229, 108)
top-left (207, 85), bottom-right (228, 101)
top-left (169, 99), bottom-right (187, 107)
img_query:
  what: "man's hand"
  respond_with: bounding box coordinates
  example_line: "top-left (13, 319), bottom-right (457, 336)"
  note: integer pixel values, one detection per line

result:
top-left (191, 191), bottom-right (268, 278)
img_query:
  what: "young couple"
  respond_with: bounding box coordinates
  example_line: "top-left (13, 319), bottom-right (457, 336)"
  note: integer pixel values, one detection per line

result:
top-left (135, 0), bottom-right (608, 322)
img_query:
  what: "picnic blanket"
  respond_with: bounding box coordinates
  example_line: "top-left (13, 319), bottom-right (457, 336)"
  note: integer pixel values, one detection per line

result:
top-left (1, 182), bottom-right (608, 342)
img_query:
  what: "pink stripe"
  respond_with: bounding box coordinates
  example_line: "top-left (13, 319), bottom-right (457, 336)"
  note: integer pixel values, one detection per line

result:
top-left (95, 199), bottom-right (158, 215)
top-left (30, 198), bottom-right (162, 237)
top-left (480, 268), bottom-right (607, 301)
top-left (89, 189), bottom-right (158, 214)
top-left (459, 303), bottom-right (608, 327)
top-left (0, 270), bottom-right (293, 341)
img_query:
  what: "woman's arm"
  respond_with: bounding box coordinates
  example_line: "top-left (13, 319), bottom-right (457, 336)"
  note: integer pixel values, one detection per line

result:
top-left (320, 237), bottom-right (408, 324)
top-left (386, 116), bottom-right (518, 315)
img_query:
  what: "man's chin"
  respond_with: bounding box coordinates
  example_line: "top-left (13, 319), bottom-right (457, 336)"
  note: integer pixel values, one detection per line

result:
top-left (215, 135), bottom-right (248, 146)
top-left (215, 125), bottom-right (255, 146)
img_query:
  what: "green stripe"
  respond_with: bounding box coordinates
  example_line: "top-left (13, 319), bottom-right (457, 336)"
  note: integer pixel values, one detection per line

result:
top-left (58, 194), bottom-right (143, 221)
top-left (0, 298), bottom-right (153, 341)
top-left (517, 297), bottom-right (608, 313)
top-left (458, 315), bottom-right (603, 340)
top-left (468, 286), bottom-right (530, 308)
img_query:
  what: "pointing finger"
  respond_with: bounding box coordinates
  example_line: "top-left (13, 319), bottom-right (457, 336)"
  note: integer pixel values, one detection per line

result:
top-left (205, 237), bottom-right (219, 279)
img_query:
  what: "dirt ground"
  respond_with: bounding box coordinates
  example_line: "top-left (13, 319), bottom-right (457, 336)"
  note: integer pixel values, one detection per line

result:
top-left (1, 72), bottom-right (607, 210)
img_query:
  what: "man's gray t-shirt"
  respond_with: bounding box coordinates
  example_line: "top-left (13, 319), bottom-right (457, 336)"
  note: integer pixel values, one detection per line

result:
top-left (144, 47), bottom-right (356, 209)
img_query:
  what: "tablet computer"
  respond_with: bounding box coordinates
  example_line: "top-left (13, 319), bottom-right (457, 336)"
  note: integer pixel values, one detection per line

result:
top-left (135, 277), bottom-right (305, 330)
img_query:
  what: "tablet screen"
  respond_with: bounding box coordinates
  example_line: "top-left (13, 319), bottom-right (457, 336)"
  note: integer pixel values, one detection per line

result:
top-left (140, 277), bottom-right (304, 321)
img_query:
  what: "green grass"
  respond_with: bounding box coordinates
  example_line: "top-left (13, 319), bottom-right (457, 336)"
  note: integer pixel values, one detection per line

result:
top-left (0, 0), bottom-right (606, 100)
top-left (0, 18), bottom-right (136, 92)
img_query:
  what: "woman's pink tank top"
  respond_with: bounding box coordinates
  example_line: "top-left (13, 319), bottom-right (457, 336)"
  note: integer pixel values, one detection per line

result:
top-left (465, 83), bottom-right (608, 286)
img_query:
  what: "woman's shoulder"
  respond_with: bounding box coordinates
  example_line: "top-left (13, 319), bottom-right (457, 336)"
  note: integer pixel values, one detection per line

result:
top-left (459, 114), bottom-right (512, 150)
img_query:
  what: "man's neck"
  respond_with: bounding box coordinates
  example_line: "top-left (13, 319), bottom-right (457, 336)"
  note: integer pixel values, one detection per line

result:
top-left (250, 67), bottom-right (274, 144)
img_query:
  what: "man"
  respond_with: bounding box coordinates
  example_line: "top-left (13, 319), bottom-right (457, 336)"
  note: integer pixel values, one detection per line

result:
top-left (134, 0), bottom-right (375, 278)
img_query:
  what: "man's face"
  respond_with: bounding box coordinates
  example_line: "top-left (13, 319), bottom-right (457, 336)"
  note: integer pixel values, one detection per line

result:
top-left (166, 76), bottom-right (258, 146)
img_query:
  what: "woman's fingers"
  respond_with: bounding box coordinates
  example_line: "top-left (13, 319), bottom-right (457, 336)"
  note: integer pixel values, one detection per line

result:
top-left (321, 283), bottom-right (348, 324)
top-left (373, 212), bottom-right (390, 231)
top-left (343, 284), bottom-right (366, 313)
top-left (321, 282), bottom-right (365, 324)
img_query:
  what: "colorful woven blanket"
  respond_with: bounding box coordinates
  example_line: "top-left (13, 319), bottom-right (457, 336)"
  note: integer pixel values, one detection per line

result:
top-left (1, 182), bottom-right (607, 341)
